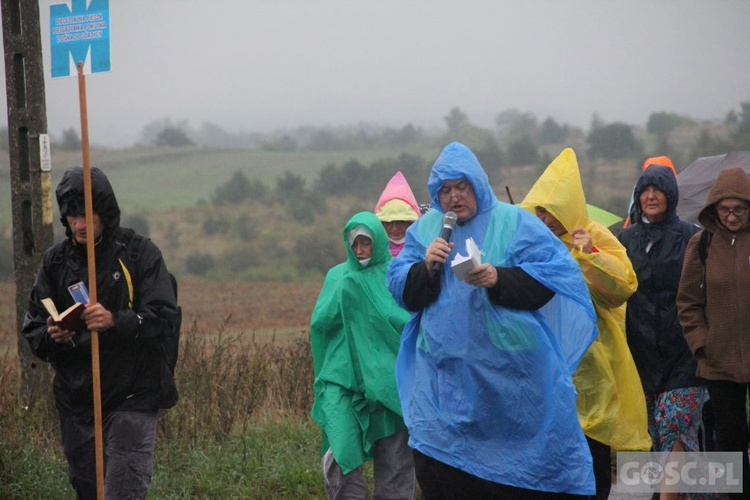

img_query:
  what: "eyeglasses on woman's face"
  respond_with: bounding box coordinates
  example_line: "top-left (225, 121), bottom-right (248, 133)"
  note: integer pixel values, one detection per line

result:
top-left (716, 205), bottom-right (748, 218)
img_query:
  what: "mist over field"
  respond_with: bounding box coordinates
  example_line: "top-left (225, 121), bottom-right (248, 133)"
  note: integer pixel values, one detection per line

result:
top-left (1, 0), bottom-right (749, 284)
top-left (7, 1), bottom-right (749, 147)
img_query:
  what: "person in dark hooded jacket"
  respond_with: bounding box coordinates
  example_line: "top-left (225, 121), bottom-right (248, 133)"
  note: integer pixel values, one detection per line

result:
top-left (678, 167), bottom-right (750, 498)
top-left (22, 166), bottom-right (180, 500)
top-left (618, 165), bottom-right (705, 464)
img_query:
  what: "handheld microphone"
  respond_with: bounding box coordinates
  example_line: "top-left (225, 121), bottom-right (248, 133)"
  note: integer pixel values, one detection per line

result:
top-left (432, 211), bottom-right (458, 272)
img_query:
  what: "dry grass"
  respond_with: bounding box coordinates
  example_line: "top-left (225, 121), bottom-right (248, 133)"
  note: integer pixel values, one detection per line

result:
top-left (0, 281), bottom-right (322, 497)
top-left (0, 279), bottom-right (322, 355)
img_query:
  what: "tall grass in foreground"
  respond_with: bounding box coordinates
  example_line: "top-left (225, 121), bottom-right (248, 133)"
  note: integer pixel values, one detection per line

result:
top-left (0, 322), bottom-right (328, 499)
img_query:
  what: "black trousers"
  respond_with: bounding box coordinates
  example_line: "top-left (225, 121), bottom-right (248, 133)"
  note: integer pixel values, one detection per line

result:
top-left (704, 380), bottom-right (750, 500)
top-left (412, 449), bottom-right (588, 500)
top-left (586, 436), bottom-right (612, 500)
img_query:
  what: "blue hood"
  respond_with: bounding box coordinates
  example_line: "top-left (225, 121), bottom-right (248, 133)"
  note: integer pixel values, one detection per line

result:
top-left (427, 142), bottom-right (498, 216)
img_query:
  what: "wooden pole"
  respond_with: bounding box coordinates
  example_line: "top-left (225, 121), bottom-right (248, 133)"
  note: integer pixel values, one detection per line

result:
top-left (77, 61), bottom-right (105, 500)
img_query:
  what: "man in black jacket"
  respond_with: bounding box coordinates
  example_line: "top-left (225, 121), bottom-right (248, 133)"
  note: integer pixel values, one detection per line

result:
top-left (23, 166), bottom-right (180, 500)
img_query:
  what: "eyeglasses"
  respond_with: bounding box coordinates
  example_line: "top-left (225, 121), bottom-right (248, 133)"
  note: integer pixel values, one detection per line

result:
top-left (716, 205), bottom-right (748, 218)
top-left (439, 180), bottom-right (471, 199)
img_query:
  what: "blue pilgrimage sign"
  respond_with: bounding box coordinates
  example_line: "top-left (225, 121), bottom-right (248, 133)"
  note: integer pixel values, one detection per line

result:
top-left (50, 0), bottom-right (110, 78)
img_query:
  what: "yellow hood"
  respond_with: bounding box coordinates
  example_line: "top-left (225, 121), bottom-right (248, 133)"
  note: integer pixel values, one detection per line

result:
top-left (520, 148), bottom-right (589, 245)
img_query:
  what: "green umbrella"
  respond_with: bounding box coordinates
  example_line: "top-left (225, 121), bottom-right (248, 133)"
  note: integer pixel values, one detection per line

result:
top-left (587, 204), bottom-right (622, 228)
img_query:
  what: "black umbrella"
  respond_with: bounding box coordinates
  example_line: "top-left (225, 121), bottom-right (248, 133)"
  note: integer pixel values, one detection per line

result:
top-left (676, 151), bottom-right (750, 225)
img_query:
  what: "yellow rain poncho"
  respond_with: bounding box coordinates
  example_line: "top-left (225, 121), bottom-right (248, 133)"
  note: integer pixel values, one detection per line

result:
top-left (520, 148), bottom-right (650, 450)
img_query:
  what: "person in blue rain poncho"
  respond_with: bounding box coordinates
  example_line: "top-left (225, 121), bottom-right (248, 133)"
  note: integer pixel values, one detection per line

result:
top-left (387, 142), bottom-right (599, 498)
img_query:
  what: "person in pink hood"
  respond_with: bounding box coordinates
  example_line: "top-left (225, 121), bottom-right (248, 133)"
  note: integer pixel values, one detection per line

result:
top-left (375, 171), bottom-right (421, 257)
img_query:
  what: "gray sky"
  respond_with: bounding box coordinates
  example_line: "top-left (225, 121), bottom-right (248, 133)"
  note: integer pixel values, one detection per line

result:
top-left (23, 1), bottom-right (750, 146)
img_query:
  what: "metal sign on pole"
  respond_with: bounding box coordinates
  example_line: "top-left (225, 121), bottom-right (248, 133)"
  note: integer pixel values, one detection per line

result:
top-left (49, 1), bottom-right (111, 498)
top-left (50, 0), bottom-right (110, 78)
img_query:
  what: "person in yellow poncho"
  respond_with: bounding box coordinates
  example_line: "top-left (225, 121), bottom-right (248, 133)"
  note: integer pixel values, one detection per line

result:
top-left (520, 148), bottom-right (651, 500)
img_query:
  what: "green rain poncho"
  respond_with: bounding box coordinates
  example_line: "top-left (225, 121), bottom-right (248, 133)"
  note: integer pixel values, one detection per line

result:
top-left (520, 148), bottom-right (651, 450)
top-left (310, 212), bottom-right (410, 473)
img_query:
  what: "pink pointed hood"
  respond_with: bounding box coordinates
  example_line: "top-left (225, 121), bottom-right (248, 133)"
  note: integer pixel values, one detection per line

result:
top-left (374, 171), bottom-right (420, 222)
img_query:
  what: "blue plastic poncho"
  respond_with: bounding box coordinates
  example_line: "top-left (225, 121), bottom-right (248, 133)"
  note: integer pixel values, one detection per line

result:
top-left (310, 212), bottom-right (410, 474)
top-left (387, 143), bottom-right (598, 495)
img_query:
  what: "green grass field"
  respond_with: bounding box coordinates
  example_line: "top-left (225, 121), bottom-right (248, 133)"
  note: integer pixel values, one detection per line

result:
top-left (0, 144), bottom-right (441, 227)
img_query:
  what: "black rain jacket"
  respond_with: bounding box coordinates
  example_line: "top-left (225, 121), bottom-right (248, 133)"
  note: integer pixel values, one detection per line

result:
top-left (619, 166), bottom-right (700, 395)
top-left (22, 167), bottom-right (180, 419)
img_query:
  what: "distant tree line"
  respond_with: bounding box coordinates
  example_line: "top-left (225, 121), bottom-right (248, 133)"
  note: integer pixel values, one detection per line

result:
top-left (12, 101), bottom-right (746, 170)
top-left (210, 152), bottom-right (431, 215)
top-left (1, 101), bottom-right (749, 162)
top-left (184, 154), bottom-right (432, 279)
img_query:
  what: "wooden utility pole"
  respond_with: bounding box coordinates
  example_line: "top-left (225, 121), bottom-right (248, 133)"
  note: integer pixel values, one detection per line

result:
top-left (1, 0), bottom-right (54, 401)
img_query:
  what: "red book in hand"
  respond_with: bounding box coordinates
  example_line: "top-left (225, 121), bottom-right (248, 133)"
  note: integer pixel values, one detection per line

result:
top-left (41, 298), bottom-right (86, 331)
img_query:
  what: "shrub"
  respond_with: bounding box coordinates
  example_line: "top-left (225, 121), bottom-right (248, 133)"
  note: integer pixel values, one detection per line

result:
top-left (57, 127), bottom-right (82, 151)
top-left (212, 171), bottom-right (255, 206)
top-left (476, 136), bottom-right (505, 172)
top-left (203, 214), bottom-right (231, 236)
top-left (587, 122), bottom-right (643, 160)
top-left (539, 117), bottom-right (570, 144)
top-left (287, 195), bottom-right (317, 224)
top-left (122, 214), bottom-right (150, 237)
top-left (234, 214), bottom-right (259, 242)
top-left (220, 246), bottom-right (253, 275)
top-left (165, 222), bottom-right (181, 250)
top-left (294, 230), bottom-right (344, 277)
top-left (275, 171), bottom-right (306, 198)
top-left (506, 135), bottom-right (539, 166)
top-left (154, 125), bottom-right (194, 147)
top-left (184, 252), bottom-right (216, 276)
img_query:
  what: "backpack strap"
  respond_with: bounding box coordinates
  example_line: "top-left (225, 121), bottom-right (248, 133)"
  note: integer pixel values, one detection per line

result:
top-left (115, 228), bottom-right (144, 309)
top-left (118, 258), bottom-right (134, 309)
top-left (698, 229), bottom-right (713, 266)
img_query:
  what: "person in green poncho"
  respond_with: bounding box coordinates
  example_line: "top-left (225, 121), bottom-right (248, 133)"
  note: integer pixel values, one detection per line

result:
top-left (310, 211), bottom-right (416, 499)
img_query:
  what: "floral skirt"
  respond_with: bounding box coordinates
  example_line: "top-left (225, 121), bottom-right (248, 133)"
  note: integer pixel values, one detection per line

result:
top-left (646, 386), bottom-right (706, 453)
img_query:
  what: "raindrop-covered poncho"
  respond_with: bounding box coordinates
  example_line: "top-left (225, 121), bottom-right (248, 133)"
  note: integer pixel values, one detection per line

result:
top-left (520, 148), bottom-right (651, 451)
top-left (387, 142), bottom-right (599, 495)
top-left (310, 212), bottom-right (410, 473)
